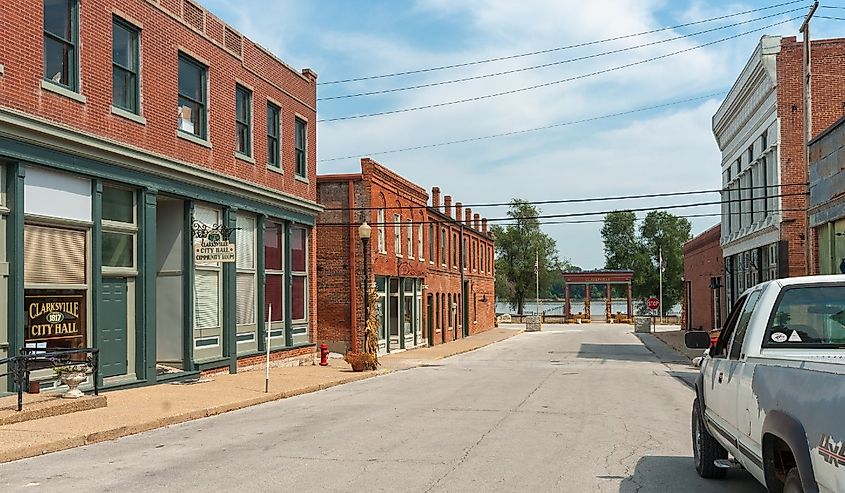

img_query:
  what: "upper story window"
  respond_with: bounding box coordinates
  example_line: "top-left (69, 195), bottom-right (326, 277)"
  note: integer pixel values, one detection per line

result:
top-left (418, 223), bottom-right (424, 261)
top-left (429, 224), bottom-right (435, 263)
top-left (295, 117), bottom-right (307, 178)
top-left (43, 0), bottom-right (78, 90)
top-left (377, 209), bottom-right (386, 253)
top-left (178, 53), bottom-right (207, 139)
top-left (235, 85), bottom-right (252, 157)
top-left (394, 214), bottom-right (402, 256)
top-left (406, 219), bottom-right (414, 259)
top-left (267, 103), bottom-right (280, 168)
top-left (112, 17), bottom-right (140, 114)
top-left (441, 228), bottom-right (447, 267)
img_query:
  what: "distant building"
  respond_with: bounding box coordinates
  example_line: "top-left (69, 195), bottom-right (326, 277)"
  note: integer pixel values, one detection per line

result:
top-left (683, 225), bottom-right (725, 331)
top-left (0, 0), bottom-right (320, 392)
top-left (712, 35), bottom-right (845, 309)
top-left (809, 115), bottom-right (845, 274)
top-left (316, 158), bottom-right (495, 354)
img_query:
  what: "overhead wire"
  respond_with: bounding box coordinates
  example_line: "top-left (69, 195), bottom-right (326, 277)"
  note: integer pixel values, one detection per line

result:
top-left (322, 182), bottom-right (809, 212)
top-left (317, 16), bottom-right (802, 123)
top-left (317, 0), bottom-right (807, 85)
top-left (317, 191), bottom-right (809, 227)
top-left (318, 7), bottom-right (806, 101)
top-left (318, 91), bottom-right (726, 162)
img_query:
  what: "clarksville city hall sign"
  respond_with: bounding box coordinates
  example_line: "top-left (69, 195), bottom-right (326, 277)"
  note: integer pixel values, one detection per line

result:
top-left (192, 219), bottom-right (237, 263)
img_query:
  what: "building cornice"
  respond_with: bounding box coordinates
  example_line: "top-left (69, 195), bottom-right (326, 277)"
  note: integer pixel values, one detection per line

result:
top-left (0, 106), bottom-right (323, 217)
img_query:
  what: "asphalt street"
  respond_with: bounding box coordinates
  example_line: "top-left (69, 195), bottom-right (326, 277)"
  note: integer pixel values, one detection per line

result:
top-left (0, 324), bottom-right (765, 492)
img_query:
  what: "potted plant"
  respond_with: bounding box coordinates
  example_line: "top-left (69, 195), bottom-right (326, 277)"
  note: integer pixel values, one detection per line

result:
top-left (53, 363), bottom-right (91, 399)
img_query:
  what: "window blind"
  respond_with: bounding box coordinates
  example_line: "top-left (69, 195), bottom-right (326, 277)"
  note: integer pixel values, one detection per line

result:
top-left (194, 270), bottom-right (220, 329)
top-left (236, 272), bottom-right (256, 325)
top-left (24, 225), bottom-right (86, 285)
top-left (236, 215), bottom-right (255, 269)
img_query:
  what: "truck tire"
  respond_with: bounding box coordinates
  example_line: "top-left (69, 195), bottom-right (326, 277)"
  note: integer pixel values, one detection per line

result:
top-left (692, 398), bottom-right (728, 479)
top-left (783, 468), bottom-right (803, 493)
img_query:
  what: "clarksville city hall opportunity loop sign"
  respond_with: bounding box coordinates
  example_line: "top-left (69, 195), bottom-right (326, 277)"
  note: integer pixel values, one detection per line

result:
top-left (192, 219), bottom-right (237, 263)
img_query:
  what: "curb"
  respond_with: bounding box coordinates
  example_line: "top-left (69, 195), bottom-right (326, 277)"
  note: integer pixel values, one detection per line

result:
top-left (0, 330), bottom-right (519, 463)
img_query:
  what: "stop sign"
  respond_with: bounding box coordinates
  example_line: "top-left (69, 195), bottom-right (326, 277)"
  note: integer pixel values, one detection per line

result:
top-left (647, 297), bottom-right (660, 310)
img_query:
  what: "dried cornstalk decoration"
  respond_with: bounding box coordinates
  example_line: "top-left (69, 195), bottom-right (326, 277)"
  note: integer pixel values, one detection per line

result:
top-left (364, 285), bottom-right (380, 369)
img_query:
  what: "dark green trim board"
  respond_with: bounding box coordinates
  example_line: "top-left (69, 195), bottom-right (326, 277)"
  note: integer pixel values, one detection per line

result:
top-left (5, 163), bottom-right (24, 392)
top-left (182, 200), bottom-right (194, 369)
top-left (91, 180), bottom-right (104, 388)
top-left (140, 188), bottom-right (158, 383)
top-left (284, 221), bottom-right (293, 348)
top-left (223, 207), bottom-right (237, 373)
top-left (256, 215), bottom-right (266, 353)
top-left (0, 136), bottom-right (317, 226)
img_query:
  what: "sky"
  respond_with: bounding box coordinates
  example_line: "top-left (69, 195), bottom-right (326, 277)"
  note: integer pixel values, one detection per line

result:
top-left (201, 0), bottom-right (844, 269)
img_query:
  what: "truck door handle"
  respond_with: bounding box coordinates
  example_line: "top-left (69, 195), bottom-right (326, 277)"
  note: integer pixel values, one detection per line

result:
top-left (718, 372), bottom-right (724, 384)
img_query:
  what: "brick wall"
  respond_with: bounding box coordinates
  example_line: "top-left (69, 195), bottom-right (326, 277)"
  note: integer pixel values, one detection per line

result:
top-left (776, 37), bottom-right (845, 276)
top-left (683, 224), bottom-right (724, 330)
top-left (316, 159), bottom-right (497, 352)
top-left (0, 0), bottom-right (317, 202)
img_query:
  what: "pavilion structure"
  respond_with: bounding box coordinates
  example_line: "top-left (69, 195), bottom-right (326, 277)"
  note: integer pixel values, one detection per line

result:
top-left (562, 270), bottom-right (634, 323)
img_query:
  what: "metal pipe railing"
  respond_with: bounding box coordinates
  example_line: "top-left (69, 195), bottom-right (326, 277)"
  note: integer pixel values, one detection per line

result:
top-left (0, 347), bottom-right (100, 412)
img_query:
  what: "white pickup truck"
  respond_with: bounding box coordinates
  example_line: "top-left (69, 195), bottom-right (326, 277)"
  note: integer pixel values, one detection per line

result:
top-left (685, 275), bottom-right (845, 493)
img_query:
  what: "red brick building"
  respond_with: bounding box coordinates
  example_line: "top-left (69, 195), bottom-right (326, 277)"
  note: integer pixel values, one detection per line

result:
top-left (712, 36), bottom-right (845, 310)
top-left (683, 225), bottom-right (725, 331)
top-left (0, 0), bottom-right (321, 392)
top-left (317, 159), bottom-right (495, 354)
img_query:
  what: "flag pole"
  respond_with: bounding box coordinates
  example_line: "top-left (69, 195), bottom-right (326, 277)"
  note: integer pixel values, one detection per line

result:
top-left (659, 248), bottom-right (664, 325)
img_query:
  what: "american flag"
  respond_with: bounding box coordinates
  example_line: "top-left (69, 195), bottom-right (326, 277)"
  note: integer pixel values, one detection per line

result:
top-left (659, 249), bottom-right (665, 273)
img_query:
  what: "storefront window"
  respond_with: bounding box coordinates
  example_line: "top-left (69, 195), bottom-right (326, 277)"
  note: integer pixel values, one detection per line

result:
top-left (235, 214), bottom-right (256, 327)
top-left (193, 206), bottom-right (222, 336)
top-left (264, 222), bottom-right (284, 322)
top-left (291, 226), bottom-right (308, 322)
top-left (102, 185), bottom-right (136, 269)
top-left (376, 277), bottom-right (386, 341)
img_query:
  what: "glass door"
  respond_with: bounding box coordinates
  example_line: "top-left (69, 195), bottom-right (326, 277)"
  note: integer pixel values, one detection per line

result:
top-left (389, 278), bottom-right (400, 350)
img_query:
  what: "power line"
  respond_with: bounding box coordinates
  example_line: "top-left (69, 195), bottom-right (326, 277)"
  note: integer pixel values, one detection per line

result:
top-left (322, 182), bottom-right (809, 212)
top-left (318, 8), bottom-right (805, 101)
top-left (317, 0), bottom-right (807, 85)
top-left (317, 17), bottom-right (800, 123)
top-left (318, 91), bottom-right (726, 162)
top-left (318, 191), bottom-right (808, 227)
top-left (497, 208), bottom-right (806, 227)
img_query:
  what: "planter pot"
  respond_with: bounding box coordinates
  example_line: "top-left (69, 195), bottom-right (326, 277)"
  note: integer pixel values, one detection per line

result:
top-left (59, 372), bottom-right (87, 399)
top-left (350, 361), bottom-right (366, 372)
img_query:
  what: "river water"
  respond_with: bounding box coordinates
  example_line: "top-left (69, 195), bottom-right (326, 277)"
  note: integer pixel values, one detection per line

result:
top-left (496, 300), bottom-right (680, 316)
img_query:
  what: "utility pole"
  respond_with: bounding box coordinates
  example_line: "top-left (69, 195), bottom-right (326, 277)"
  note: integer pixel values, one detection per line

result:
top-left (800, 0), bottom-right (819, 275)
top-left (659, 247), bottom-right (664, 325)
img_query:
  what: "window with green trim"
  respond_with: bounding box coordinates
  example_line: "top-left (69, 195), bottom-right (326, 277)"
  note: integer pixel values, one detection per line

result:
top-left (178, 53), bottom-right (207, 138)
top-left (112, 17), bottom-right (140, 114)
top-left (43, 0), bottom-right (78, 90)
top-left (295, 117), bottom-right (307, 178)
top-left (267, 103), bottom-right (280, 168)
top-left (236, 84), bottom-right (252, 156)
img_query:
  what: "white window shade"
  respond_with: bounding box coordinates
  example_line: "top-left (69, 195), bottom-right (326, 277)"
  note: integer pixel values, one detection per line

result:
top-left (24, 225), bottom-right (86, 284)
top-left (236, 272), bottom-right (256, 325)
top-left (195, 270), bottom-right (220, 329)
top-left (24, 166), bottom-right (91, 222)
top-left (236, 215), bottom-right (255, 269)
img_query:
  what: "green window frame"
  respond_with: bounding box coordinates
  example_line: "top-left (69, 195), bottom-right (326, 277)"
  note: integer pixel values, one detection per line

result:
top-left (43, 0), bottom-right (79, 91)
top-left (112, 17), bottom-right (140, 114)
top-left (177, 53), bottom-right (207, 139)
top-left (236, 84), bottom-right (252, 156)
top-left (295, 117), bottom-right (307, 178)
top-left (267, 102), bottom-right (280, 168)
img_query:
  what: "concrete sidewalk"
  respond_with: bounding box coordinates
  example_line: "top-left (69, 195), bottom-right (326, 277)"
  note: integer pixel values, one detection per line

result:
top-left (0, 326), bottom-right (521, 464)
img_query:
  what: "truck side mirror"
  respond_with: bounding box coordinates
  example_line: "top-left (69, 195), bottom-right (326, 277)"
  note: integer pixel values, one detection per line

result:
top-left (685, 331), bottom-right (711, 350)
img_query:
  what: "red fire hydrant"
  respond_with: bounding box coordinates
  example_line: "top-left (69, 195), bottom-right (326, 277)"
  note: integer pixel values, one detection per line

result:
top-left (319, 343), bottom-right (329, 366)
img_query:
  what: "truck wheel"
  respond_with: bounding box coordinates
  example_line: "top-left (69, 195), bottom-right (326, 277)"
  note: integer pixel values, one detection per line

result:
top-left (692, 398), bottom-right (727, 479)
top-left (783, 468), bottom-right (803, 493)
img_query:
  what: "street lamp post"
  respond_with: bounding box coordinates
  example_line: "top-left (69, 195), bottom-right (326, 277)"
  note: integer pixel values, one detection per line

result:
top-left (359, 222), bottom-right (372, 352)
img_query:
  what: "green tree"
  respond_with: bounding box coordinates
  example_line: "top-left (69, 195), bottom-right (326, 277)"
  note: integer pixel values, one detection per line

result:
top-left (601, 211), bottom-right (640, 270)
top-left (492, 199), bottom-right (560, 315)
top-left (600, 210), bottom-right (691, 311)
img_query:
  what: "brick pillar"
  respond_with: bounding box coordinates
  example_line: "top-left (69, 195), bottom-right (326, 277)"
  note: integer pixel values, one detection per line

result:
top-left (585, 285), bottom-right (591, 320)
top-left (627, 283), bottom-right (633, 319)
top-left (432, 187), bottom-right (441, 211)
top-left (444, 195), bottom-right (452, 218)
top-left (605, 284), bottom-right (612, 322)
top-left (455, 202), bottom-right (463, 223)
top-left (482, 218), bottom-right (488, 234)
top-left (565, 284), bottom-right (571, 320)
top-left (473, 213), bottom-right (480, 230)
top-left (465, 207), bottom-right (472, 226)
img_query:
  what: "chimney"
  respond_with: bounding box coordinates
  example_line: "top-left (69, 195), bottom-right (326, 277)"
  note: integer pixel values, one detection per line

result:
top-left (474, 213), bottom-right (480, 230)
top-left (455, 202), bottom-right (463, 224)
top-left (444, 195), bottom-right (452, 218)
top-left (465, 208), bottom-right (472, 226)
top-left (482, 218), bottom-right (488, 234)
top-left (432, 187), bottom-right (441, 211)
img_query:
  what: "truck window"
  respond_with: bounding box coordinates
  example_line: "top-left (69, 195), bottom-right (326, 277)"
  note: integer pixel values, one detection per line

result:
top-left (711, 294), bottom-right (747, 358)
top-left (766, 285), bottom-right (845, 348)
top-left (729, 290), bottom-right (761, 360)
